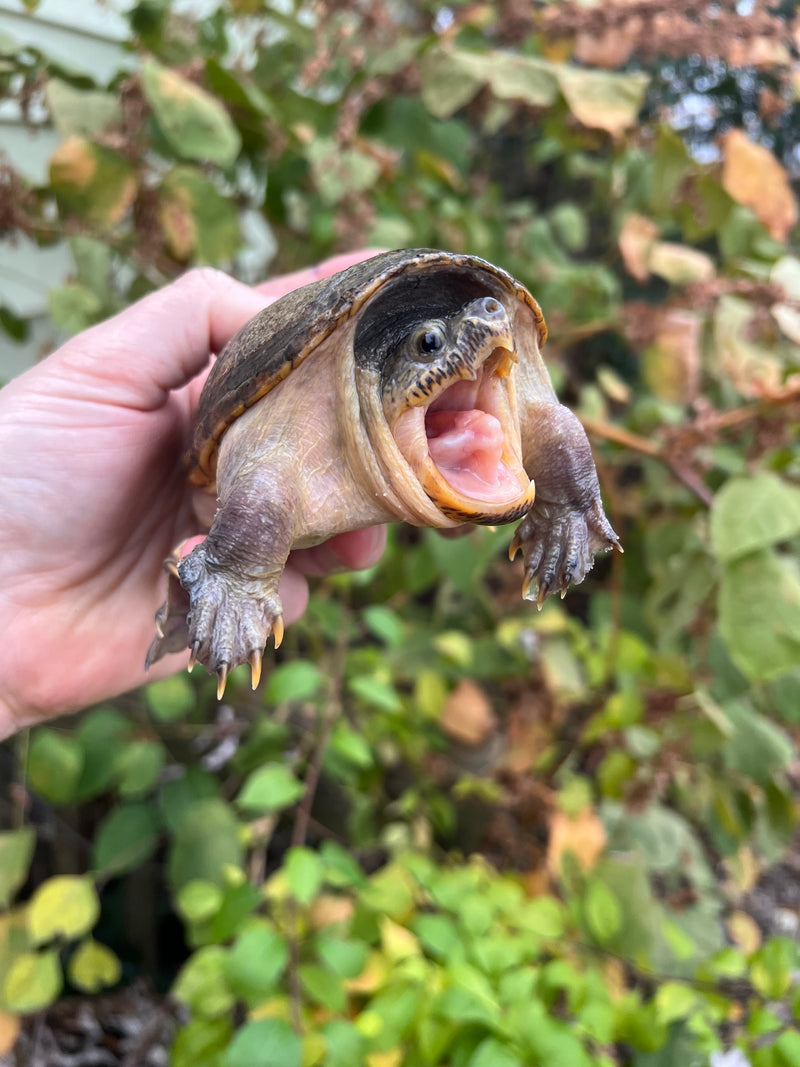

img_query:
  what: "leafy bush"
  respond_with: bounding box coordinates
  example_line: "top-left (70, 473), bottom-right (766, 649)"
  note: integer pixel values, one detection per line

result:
top-left (2, 1), bottom-right (799, 1064)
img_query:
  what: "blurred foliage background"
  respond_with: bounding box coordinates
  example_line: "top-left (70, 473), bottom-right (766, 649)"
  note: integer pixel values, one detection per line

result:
top-left (1, 1), bottom-right (800, 1064)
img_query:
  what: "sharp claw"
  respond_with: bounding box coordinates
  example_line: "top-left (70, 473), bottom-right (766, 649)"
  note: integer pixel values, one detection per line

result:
top-left (249, 649), bottom-right (262, 690)
top-left (560, 587), bottom-right (567, 599)
top-left (272, 615), bottom-right (284, 650)
top-left (155, 618), bottom-right (165, 639)
top-left (509, 531), bottom-right (522, 562)
top-left (188, 641), bottom-right (200, 673)
top-left (216, 663), bottom-right (228, 700)
top-left (165, 559), bottom-right (180, 579)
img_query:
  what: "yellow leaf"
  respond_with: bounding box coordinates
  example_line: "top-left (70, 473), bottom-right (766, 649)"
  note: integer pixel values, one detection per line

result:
top-left (379, 916), bottom-right (420, 962)
top-left (555, 67), bottom-right (649, 136)
top-left (367, 1050), bottom-right (404, 1067)
top-left (618, 214), bottom-right (658, 282)
top-left (4, 951), bottom-right (61, 1012)
top-left (68, 938), bottom-right (122, 993)
top-left (647, 242), bottom-right (715, 285)
top-left (28, 875), bottom-right (100, 945)
top-left (721, 129), bottom-right (798, 242)
top-left (727, 910), bottom-right (761, 955)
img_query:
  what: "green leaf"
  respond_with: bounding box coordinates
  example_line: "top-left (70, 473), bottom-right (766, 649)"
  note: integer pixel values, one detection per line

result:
top-left (347, 674), bottom-right (403, 712)
top-left (285, 846), bottom-right (324, 906)
top-left (161, 767), bottom-right (219, 833)
top-left (225, 921), bottom-right (288, 1003)
top-left (316, 935), bottom-right (369, 979)
top-left (236, 764), bottom-right (305, 814)
top-left (3, 950), bottom-right (61, 1012)
top-left (265, 660), bottom-right (323, 704)
top-left (142, 59), bottom-right (241, 167)
top-left (468, 1038), bottom-right (523, 1067)
top-left (362, 605), bottom-right (405, 647)
top-left (168, 798), bottom-right (244, 891)
top-left (27, 728), bottom-right (83, 804)
top-left (68, 938), bottom-right (122, 993)
top-left (28, 876), bottom-right (100, 945)
top-left (74, 708), bottom-right (131, 800)
top-left (146, 673), bottom-right (196, 721)
top-left (720, 699), bottom-right (794, 785)
top-left (583, 878), bottom-right (622, 943)
top-left (50, 136), bottom-right (137, 226)
top-left (306, 138), bottom-right (381, 206)
top-left (159, 165), bottom-right (241, 263)
top-left (45, 78), bottom-right (120, 136)
top-left (319, 841), bottom-right (366, 888)
top-left (299, 963), bottom-right (347, 1011)
top-left (172, 1017), bottom-right (233, 1067)
top-left (173, 945), bottom-right (234, 1017)
top-left (719, 551), bottom-right (800, 680)
top-left (0, 828), bottom-right (35, 908)
top-left (711, 472), bottom-right (800, 562)
top-left (221, 1018), bottom-right (302, 1067)
top-left (49, 283), bottom-right (103, 335)
top-left (93, 802), bottom-right (160, 875)
top-left (751, 937), bottom-right (795, 999)
top-left (177, 880), bottom-right (223, 924)
top-left (319, 1019), bottom-right (365, 1067)
top-left (654, 981), bottom-right (699, 1026)
top-left (113, 739), bottom-right (165, 797)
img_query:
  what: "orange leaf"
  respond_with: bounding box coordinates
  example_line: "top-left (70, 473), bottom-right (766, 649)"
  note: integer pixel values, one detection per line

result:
top-left (547, 807), bottom-right (606, 874)
top-left (721, 129), bottom-right (798, 242)
top-left (439, 680), bottom-right (496, 746)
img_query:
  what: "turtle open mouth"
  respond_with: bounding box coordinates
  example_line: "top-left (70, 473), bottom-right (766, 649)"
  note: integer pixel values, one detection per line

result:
top-left (392, 348), bottom-right (535, 521)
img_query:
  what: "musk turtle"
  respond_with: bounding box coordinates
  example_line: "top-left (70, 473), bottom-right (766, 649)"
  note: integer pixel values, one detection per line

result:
top-left (147, 249), bottom-right (620, 695)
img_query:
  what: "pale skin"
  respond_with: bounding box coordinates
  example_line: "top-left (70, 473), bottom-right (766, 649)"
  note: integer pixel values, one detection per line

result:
top-left (0, 252), bottom-right (387, 740)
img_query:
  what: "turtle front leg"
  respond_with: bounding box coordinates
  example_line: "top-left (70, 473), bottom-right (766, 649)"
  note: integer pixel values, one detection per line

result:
top-left (147, 489), bottom-right (295, 696)
top-left (513, 403), bottom-right (620, 607)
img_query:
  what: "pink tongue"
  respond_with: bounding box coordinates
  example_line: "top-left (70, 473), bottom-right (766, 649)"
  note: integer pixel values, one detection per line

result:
top-left (426, 409), bottom-right (515, 501)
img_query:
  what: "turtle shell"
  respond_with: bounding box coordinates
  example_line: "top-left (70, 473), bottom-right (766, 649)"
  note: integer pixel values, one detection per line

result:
top-left (190, 248), bottom-right (547, 485)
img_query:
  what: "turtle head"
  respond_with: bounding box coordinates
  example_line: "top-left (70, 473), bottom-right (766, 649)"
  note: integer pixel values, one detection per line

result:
top-left (377, 293), bottom-right (535, 523)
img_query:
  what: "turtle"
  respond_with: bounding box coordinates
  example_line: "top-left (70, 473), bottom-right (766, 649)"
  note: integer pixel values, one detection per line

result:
top-left (146, 248), bottom-right (620, 696)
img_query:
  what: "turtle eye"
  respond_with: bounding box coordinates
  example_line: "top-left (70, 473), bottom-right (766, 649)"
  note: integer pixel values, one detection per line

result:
top-left (415, 326), bottom-right (446, 358)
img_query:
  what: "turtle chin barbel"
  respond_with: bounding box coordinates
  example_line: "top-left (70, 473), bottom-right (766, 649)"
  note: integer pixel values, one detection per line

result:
top-left (146, 249), bottom-right (620, 696)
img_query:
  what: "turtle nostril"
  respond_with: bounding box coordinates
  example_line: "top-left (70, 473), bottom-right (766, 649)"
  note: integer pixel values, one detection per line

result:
top-left (481, 297), bottom-right (503, 317)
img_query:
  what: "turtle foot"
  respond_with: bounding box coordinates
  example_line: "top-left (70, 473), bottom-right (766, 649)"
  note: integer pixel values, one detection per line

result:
top-left (509, 498), bottom-right (620, 608)
top-left (146, 541), bottom-right (284, 697)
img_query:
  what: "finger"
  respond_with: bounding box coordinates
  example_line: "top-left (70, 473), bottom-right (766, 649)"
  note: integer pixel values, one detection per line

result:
top-left (257, 249), bottom-right (384, 300)
top-left (290, 525), bottom-right (387, 577)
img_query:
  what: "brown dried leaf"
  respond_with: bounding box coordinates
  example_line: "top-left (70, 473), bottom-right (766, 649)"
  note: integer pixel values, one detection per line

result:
top-left (547, 807), bottom-right (606, 875)
top-left (721, 129), bottom-right (798, 242)
top-left (618, 213), bottom-right (658, 282)
top-left (439, 679), bottom-right (496, 746)
top-left (575, 23), bottom-right (638, 69)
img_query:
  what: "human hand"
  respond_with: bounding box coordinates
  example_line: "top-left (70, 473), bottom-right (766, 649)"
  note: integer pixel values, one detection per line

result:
top-left (0, 254), bottom-right (387, 738)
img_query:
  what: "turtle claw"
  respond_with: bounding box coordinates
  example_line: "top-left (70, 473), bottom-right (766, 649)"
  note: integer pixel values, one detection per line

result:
top-left (513, 497), bottom-right (619, 608)
top-left (216, 663), bottom-right (229, 700)
top-left (272, 615), bottom-right (284, 650)
top-left (249, 649), bottom-right (262, 690)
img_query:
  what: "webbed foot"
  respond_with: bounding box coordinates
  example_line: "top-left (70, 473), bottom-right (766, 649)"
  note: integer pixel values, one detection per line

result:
top-left (146, 541), bottom-right (284, 697)
top-left (509, 497), bottom-right (621, 608)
